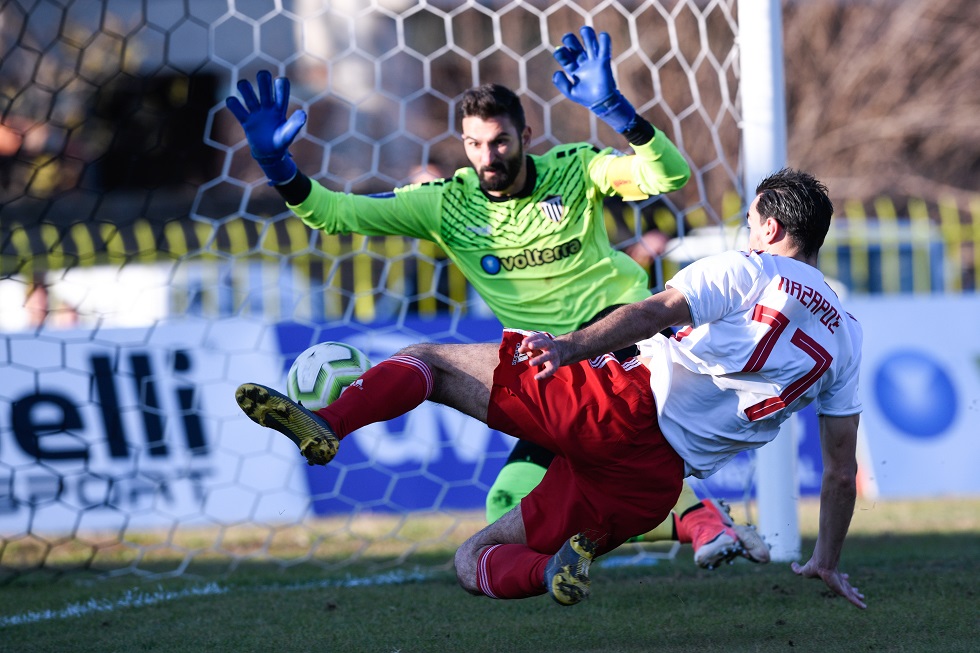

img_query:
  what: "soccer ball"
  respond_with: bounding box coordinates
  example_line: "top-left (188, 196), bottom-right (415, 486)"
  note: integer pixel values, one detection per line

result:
top-left (285, 342), bottom-right (371, 411)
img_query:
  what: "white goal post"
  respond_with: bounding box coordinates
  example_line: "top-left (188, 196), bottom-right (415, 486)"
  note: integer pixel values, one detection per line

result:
top-left (0, 0), bottom-right (799, 579)
top-left (738, 0), bottom-right (800, 562)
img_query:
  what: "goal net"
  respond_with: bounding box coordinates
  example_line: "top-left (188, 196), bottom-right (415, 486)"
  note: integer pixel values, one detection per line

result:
top-left (0, 0), bottom-right (749, 580)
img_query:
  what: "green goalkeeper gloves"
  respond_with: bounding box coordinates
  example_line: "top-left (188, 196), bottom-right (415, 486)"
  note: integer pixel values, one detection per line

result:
top-left (552, 26), bottom-right (639, 134)
top-left (226, 71), bottom-right (307, 185)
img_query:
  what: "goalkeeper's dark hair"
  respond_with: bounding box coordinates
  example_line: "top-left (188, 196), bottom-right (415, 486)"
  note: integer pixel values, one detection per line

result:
top-left (458, 84), bottom-right (526, 134)
top-left (755, 168), bottom-right (834, 259)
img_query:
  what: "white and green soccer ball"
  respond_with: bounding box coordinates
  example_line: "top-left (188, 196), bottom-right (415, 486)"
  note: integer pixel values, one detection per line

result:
top-left (285, 342), bottom-right (371, 411)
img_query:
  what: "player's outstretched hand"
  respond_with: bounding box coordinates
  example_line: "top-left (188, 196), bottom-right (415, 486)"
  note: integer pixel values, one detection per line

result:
top-left (791, 559), bottom-right (867, 609)
top-left (519, 332), bottom-right (562, 381)
top-left (552, 26), bottom-right (616, 108)
top-left (226, 70), bottom-right (307, 184)
top-left (552, 26), bottom-right (636, 133)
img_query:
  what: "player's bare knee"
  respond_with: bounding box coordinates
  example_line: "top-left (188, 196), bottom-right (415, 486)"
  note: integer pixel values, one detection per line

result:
top-left (397, 343), bottom-right (454, 388)
top-left (454, 542), bottom-right (481, 594)
top-left (397, 342), bottom-right (438, 364)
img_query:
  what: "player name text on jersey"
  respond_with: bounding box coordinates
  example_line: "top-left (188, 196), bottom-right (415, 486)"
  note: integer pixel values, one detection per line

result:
top-left (778, 275), bottom-right (842, 333)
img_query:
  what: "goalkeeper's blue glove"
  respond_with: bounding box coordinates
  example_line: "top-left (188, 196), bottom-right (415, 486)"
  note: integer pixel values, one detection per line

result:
top-left (552, 26), bottom-right (638, 134)
top-left (226, 70), bottom-right (307, 185)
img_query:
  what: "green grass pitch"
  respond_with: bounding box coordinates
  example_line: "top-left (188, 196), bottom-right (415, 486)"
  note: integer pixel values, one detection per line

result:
top-left (1, 497), bottom-right (977, 652)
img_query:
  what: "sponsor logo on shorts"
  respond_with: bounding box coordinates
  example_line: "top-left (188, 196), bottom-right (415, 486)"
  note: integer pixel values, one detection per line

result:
top-left (512, 344), bottom-right (529, 366)
top-left (480, 237), bottom-right (581, 275)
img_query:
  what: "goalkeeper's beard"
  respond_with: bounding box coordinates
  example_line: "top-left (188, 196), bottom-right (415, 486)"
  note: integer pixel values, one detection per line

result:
top-left (477, 148), bottom-right (524, 193)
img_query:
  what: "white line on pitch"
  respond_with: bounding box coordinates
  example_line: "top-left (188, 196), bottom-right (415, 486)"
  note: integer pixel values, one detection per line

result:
top-left (0, 569), bottom-right (435, 628)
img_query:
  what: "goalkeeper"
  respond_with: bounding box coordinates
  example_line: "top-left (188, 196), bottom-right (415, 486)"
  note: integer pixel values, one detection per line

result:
top-left (226, 25), bottom-right (768, 569)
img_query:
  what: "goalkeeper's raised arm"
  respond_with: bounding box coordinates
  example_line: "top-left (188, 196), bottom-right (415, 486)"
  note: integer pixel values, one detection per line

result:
top-left (553, 25), bottom-right (690, 199)
top-left (225, 71), bottom-right (308, 195)
top-left (225, 26), bottom-right (689, 213)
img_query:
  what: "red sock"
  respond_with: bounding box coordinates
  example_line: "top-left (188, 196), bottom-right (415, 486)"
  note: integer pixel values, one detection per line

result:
top-left (476, 544), bottom-right (549, 599)
top-left (315, 355), bottom-right (433, 439)
top-left (674, 499), bottom-right (732, 547)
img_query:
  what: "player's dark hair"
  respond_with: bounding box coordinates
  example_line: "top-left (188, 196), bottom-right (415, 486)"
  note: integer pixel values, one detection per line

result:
top-left (458, 83), bottom-right (526, 134)
top-left (755, 168), bottom-right (834, 258)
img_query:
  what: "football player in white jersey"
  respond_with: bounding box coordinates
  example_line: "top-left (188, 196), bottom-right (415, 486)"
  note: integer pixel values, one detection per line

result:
top-left (520, 167), bottom-right (864, 606)
top-left (236, 168), bottom-right (866, 608)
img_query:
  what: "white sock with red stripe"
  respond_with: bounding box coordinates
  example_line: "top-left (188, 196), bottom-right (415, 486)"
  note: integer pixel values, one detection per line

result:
top-left (315, 355), bottom-right (433, 439)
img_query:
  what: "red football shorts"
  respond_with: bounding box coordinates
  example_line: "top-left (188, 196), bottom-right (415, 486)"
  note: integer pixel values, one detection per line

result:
top-left (487, 329), bottom-right (684, 557)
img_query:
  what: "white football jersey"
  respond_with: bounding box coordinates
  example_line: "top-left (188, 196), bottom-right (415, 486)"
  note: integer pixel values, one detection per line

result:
top-left (637, 250), bottom-right (863, 478)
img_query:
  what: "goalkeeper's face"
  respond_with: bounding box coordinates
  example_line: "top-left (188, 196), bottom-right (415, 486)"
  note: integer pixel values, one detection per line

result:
top-left (461, 115), bottom-right (530, 196)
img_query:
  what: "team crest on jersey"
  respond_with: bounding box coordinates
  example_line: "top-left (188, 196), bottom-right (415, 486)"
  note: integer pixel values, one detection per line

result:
top-left (538, 195), bottom-right (565, 223)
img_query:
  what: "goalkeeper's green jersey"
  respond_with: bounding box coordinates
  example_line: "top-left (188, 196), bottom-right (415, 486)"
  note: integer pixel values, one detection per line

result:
top-left (289, 129), bottom-right (690, 334)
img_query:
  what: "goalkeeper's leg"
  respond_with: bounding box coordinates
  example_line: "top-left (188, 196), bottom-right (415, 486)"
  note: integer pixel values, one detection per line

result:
top-left (486, 440), bottom-right (553, 523)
